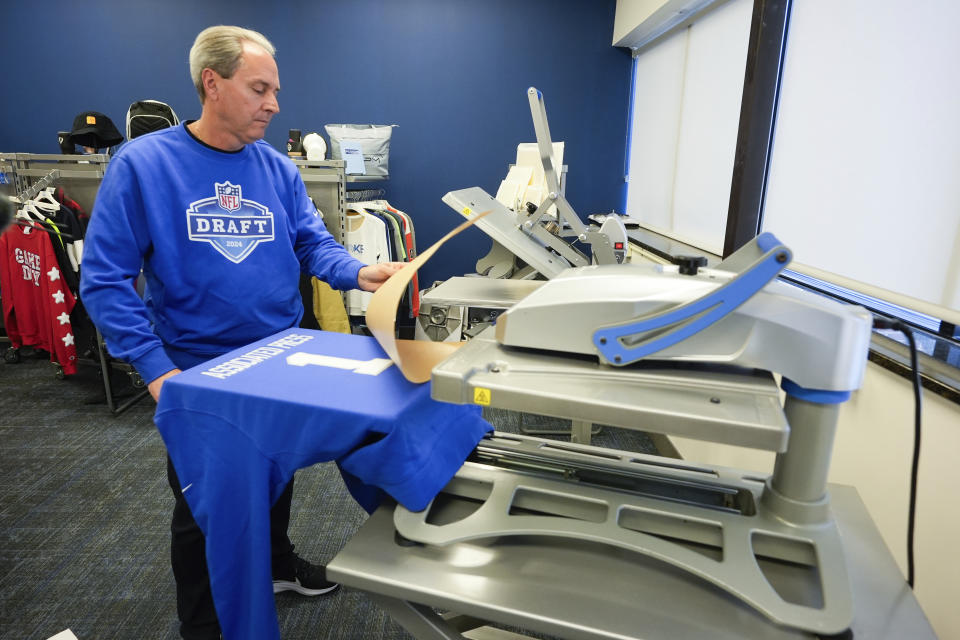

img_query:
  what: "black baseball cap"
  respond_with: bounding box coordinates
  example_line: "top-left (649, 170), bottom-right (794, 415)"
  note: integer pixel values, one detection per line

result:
top-left (68, 111), bottom-right (124, 149)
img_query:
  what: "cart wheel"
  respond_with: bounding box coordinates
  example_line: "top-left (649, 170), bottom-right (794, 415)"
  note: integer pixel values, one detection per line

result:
top-left (129, 372), bottom-right (146, 389)
top-left (54, 364), bottom-right (65, 380)
top-left (4, 348), bottom-right (20, 364)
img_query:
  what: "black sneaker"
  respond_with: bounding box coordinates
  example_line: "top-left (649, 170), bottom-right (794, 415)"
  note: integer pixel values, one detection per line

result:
top-left (273, 555), bottom-right (340, 596)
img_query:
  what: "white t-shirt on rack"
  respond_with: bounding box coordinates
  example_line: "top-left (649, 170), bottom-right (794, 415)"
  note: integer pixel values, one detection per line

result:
top-left (343, 211), bottom-right (389, 315)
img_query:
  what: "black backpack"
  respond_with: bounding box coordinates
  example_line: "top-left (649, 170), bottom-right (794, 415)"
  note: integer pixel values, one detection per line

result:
top-left (126, 100), bottom-right (179, 139)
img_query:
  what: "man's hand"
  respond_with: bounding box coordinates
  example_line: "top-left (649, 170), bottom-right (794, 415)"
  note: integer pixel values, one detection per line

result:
top-left (148, 368), bottom-right (183, 402)
top-left (358, 262), bottom-right (405, 292)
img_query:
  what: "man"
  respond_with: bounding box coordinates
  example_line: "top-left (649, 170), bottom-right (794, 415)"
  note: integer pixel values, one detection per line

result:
top-left (80, 26), bottom-right (401, 640)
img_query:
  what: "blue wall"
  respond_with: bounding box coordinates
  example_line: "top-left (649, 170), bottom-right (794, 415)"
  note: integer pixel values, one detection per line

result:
top-left (1, 0), bottom-right (631, 285)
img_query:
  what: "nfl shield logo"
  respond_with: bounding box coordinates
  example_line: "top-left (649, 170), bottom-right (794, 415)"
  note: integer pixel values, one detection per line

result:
top-left (216, 181), bottom-right (242, 212)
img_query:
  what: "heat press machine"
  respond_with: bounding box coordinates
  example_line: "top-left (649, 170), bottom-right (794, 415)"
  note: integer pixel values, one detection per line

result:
top-left (419, 88), bottom-right (627, 349)
top-left (414, 277), bottom-right (544, 342)
top-left (442, 87), bottom-right (628, 281)
top-left (326, 228), bottom-right (938, 638)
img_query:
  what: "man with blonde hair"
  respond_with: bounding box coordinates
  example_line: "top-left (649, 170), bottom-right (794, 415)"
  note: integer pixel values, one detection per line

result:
top-left (81, 25), bottom-right (401, 640)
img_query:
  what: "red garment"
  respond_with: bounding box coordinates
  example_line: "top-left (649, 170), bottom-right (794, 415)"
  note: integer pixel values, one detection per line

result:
top-left (0, 223), bottom-right (78, 374)
top-left (55, 186), bottom-right (89, 231)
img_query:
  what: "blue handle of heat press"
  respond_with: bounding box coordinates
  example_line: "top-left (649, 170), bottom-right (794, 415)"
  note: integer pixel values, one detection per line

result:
top-left (593, 232), bottom-right (791, 365)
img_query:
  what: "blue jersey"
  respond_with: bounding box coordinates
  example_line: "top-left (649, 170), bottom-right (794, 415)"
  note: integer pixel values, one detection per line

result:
top-left (156, 328), bottom-right (493, 640)
top-left (80, 123), bottom-right (364, 383)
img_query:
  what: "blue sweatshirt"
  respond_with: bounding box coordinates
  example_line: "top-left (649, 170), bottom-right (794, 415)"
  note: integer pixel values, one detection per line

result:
top-left (80, 123), bottom-right (365, 383)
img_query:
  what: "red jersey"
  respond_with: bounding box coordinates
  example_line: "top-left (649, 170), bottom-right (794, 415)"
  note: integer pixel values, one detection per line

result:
top-left (0, 223), bottom-right (78, 374)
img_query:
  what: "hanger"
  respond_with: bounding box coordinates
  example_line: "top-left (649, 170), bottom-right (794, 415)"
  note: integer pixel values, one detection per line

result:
top-left (11, 196), bottom-right (66, 229)
top-left (18, 200), bottom-right (44, 222)
top-left (9, 197), bottom-right (49, 236)
top-left (33, 188), bottom-right (62, 211)
top-left (28, 197), bottom-right (60, 216)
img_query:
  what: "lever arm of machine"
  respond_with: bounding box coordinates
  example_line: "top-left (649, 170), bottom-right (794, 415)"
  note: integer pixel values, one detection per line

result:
top-left (593, 232), bottom-right (791, 366)
top-left (525, 87), bottom-right (619, 266)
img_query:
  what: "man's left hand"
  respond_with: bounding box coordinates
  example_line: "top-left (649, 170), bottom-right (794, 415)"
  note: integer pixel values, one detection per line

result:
top-left (358, 262), bottom-right (405, 292)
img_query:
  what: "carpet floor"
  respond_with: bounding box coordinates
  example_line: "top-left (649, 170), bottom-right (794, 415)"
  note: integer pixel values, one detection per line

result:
top-left (1, 349), bottom-right (657, 640)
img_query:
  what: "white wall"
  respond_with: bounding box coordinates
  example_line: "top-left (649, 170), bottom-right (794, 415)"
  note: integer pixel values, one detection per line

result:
top-left (670, 362), bottom-right (959, 640)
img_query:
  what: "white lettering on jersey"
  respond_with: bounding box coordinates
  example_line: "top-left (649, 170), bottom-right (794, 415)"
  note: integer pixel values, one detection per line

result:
top-left (199, 334), bottom-right (316, 379)
top-left (285, 352), bottom-right (394, 376)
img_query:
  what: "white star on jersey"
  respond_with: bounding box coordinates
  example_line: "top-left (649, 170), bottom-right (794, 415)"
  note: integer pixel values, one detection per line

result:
top-left (57, 312), bottom-right (71, 325)
top-left (62, 333), bottom-right (74, 347)
top-left (48, 267), bottom-right (60, 282)
top-left (52, 290), bottom-right (66, 304)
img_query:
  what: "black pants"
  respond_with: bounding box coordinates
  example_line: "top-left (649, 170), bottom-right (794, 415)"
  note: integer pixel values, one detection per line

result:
top-left (166, 456), bottom-right (296, 640)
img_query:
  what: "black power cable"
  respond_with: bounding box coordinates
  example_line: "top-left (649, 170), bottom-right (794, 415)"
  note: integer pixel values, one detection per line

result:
top-left (873, 318), bottom-right (922, 588)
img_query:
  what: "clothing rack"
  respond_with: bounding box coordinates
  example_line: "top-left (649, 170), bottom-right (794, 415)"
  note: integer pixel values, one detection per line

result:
top-left (345, 187), bottom-right (386, 203)
top-left (1, 153), bottom-right (148, 416)
top-left (12, 220), bottom-right (75, 240)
